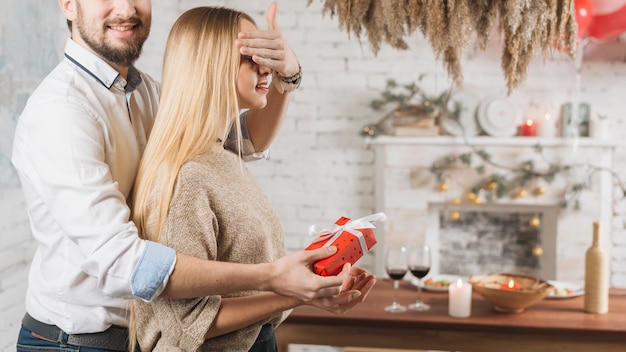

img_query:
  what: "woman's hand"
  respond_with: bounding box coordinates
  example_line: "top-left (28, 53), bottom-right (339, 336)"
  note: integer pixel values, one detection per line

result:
top-left (306, 266), bottom-right (377, 315)
top-left (342, 266), bottom-right (377, 296)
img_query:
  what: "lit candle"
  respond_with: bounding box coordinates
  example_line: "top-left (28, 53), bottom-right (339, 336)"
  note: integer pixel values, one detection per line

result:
top-left (539, 113), bottom-right (556, 138)
top-left (448, 278), bottom-right (472, 318)
top-left (520, 119), bottom-right (537, 137)
top-left (500, 279), bottom-right (522, 291)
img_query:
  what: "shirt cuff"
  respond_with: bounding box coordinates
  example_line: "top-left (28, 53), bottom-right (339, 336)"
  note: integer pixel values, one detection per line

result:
top-left (130, 241), bottom-right (176, 302)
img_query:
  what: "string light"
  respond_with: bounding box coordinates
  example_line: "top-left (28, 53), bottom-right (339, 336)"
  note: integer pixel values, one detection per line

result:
top-left (428, 144), bottom-right (626, 210)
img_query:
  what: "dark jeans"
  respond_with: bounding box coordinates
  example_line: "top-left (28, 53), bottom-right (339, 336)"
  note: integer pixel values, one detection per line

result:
top-left (16, 325), bottom-right (129, 352)
top-left (249, 324), bottom-right (278, 352)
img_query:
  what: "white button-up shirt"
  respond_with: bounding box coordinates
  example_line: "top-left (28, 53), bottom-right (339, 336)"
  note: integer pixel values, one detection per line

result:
top-left (12, 39), bottom-right (177, 334)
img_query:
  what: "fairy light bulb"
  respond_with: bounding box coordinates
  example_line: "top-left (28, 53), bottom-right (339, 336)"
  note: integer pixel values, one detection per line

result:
top-left (534, 186), bottom-right (546, 196)
top-left (529, 216), bottom-right (541, 228)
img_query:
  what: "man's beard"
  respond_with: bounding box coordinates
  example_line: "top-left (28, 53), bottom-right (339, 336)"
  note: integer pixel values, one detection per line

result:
top-left (75, 5), bottom-right (150, 67)
top-left (82, 28), bottom-right (148, 67)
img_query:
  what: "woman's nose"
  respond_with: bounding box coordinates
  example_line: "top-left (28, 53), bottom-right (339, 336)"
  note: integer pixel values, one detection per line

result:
top-left (258, 64), bottom-right (272, 75)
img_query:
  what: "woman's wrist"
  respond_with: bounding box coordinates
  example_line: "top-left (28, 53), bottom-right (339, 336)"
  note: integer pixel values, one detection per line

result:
top-left (273, 64), bottom-right (302, 94)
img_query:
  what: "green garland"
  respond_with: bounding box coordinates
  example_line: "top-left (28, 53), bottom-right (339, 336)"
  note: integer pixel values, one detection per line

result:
top-left (360, 79), bottom-right (458, 138)
top-left (429, 144), bottom-right (625, 211)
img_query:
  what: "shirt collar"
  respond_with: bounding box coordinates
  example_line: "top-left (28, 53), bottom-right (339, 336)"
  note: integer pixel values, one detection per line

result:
top-left (63, 38), bottom-right (142, 92)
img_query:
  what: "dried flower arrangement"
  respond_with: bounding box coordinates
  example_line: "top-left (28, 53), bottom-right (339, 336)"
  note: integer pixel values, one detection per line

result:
top-left (307, 0), bottom-right (578, 94)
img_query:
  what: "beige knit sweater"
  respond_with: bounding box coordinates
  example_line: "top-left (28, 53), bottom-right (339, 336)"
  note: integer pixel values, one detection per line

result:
top-left (134, 146), bottom-right (288, 351)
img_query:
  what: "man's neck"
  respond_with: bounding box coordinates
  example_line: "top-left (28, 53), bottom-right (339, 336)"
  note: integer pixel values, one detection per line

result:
top-left (110, 63), bottom-right (129, 80)
top-left (71, 35), bottom-right (130, 79)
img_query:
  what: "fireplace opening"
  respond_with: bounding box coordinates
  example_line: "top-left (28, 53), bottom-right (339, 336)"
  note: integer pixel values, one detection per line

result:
top-left (427, 204), bottom-right (558, 280)
top-left (439, 211), bottom-right (541, 277)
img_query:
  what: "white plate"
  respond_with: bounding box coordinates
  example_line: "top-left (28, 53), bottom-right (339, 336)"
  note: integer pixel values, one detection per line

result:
top-left (477, 95), bottom-right (519, 137)
top-left (440, 90), bottom-right (481, 137)
top-left (411, 274), bottom-right (460, 293)
top-left (546, 280), bottom-right (584, 299)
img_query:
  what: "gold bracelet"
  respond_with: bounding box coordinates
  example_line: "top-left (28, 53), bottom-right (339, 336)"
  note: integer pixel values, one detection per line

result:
top-left (273, 64), bottom-right (302, 94)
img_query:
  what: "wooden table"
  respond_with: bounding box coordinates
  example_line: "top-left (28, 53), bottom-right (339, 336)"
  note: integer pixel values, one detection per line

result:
top-left (276, 279), bottom-right (626, 352)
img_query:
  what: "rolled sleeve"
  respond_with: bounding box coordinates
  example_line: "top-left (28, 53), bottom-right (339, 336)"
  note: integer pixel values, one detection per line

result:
top-left (131, 241), bottom-right (177, 301)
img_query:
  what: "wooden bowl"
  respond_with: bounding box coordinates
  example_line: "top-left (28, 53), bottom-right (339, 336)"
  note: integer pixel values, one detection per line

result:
top-left (469, 273), bottom-right (554, 313)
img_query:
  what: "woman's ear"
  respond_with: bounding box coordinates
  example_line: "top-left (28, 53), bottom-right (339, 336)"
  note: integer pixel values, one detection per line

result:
top-left (58, 0), bottom-right (77, 22)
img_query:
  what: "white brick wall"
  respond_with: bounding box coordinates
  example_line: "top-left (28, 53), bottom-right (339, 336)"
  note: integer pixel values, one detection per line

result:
top-left (1, 1), bottom-right (67, 350)
top-left (2, 0), bottom-right (626, 350)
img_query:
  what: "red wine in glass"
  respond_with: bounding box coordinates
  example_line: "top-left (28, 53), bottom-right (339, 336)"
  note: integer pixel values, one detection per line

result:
top-left (388, 269), bottom-right (408, 281)
top-left (408, 244), bottom-right (431, 311)
top-left (409, 266), bottom-right (430, 279)
top-left (384, 245), bottom-right (408, 313)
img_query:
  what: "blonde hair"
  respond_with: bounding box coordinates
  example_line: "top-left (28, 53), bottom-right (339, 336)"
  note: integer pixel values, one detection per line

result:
top-left (133, 7), bottom-right (255, 242)
top-left (129, 7), bottom-right (254, 350)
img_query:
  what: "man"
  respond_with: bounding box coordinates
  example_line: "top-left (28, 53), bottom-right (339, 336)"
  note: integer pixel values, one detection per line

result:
top-left (12, 1), bottom-right (373, 350)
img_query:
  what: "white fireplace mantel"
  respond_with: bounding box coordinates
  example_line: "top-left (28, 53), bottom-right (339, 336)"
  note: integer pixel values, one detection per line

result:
top-left (365, 135), bottom-right (623, 148)
top-left (366, 135), bottom-right (625, 283)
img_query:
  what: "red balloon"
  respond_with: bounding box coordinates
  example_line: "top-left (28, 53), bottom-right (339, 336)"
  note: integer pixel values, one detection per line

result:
top-left (589, 0), bottom-right (626, 15)
top-left (588, 1), bottom-right (626, 39)
top-left (575, 0), bottom-right (594, 38)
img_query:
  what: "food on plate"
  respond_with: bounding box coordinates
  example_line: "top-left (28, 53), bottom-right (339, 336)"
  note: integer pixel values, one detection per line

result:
top-left (545, 281), bottom-right (584, 299)
top-left (551, 287), bottom-right (577, 296)
top-left (424, 277), bottom-right (451, 288)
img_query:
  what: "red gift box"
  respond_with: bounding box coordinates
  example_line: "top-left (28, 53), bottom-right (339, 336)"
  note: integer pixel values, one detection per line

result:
top-left (305, 213), bottom-right (386, 276)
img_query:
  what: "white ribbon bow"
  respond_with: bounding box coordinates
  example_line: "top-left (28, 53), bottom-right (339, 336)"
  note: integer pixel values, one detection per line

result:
top-left (308, 212), bottom-right (387, 254)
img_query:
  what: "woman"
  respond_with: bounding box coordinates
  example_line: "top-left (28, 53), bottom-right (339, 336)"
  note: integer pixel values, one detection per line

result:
top-left (131, 6), bottom-right (375, 351)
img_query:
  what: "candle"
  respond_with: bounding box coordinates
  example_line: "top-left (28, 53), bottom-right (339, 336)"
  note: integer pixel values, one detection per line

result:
top-left (500, 279), bottom-right (522, 291)
top-left (539, 113), bottom-right (556, 138)
top-left (520, 119), bottom-right (537, 137)
top-left (448, 278), bottom-right (472, 318)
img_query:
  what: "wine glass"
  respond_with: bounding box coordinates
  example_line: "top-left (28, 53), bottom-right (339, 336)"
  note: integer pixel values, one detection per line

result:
top-left (408, 243), bottom-right (431, 311)
top-left (384, 245), bottom-right (408, 313)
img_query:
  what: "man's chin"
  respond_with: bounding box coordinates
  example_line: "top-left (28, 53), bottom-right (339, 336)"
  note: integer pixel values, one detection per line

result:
top-left (99, 43), bottom-right (143, 67)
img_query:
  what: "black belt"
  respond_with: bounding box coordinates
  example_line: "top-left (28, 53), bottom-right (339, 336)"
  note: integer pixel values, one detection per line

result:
top-left (22, 313), bottom-right (129, 351)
